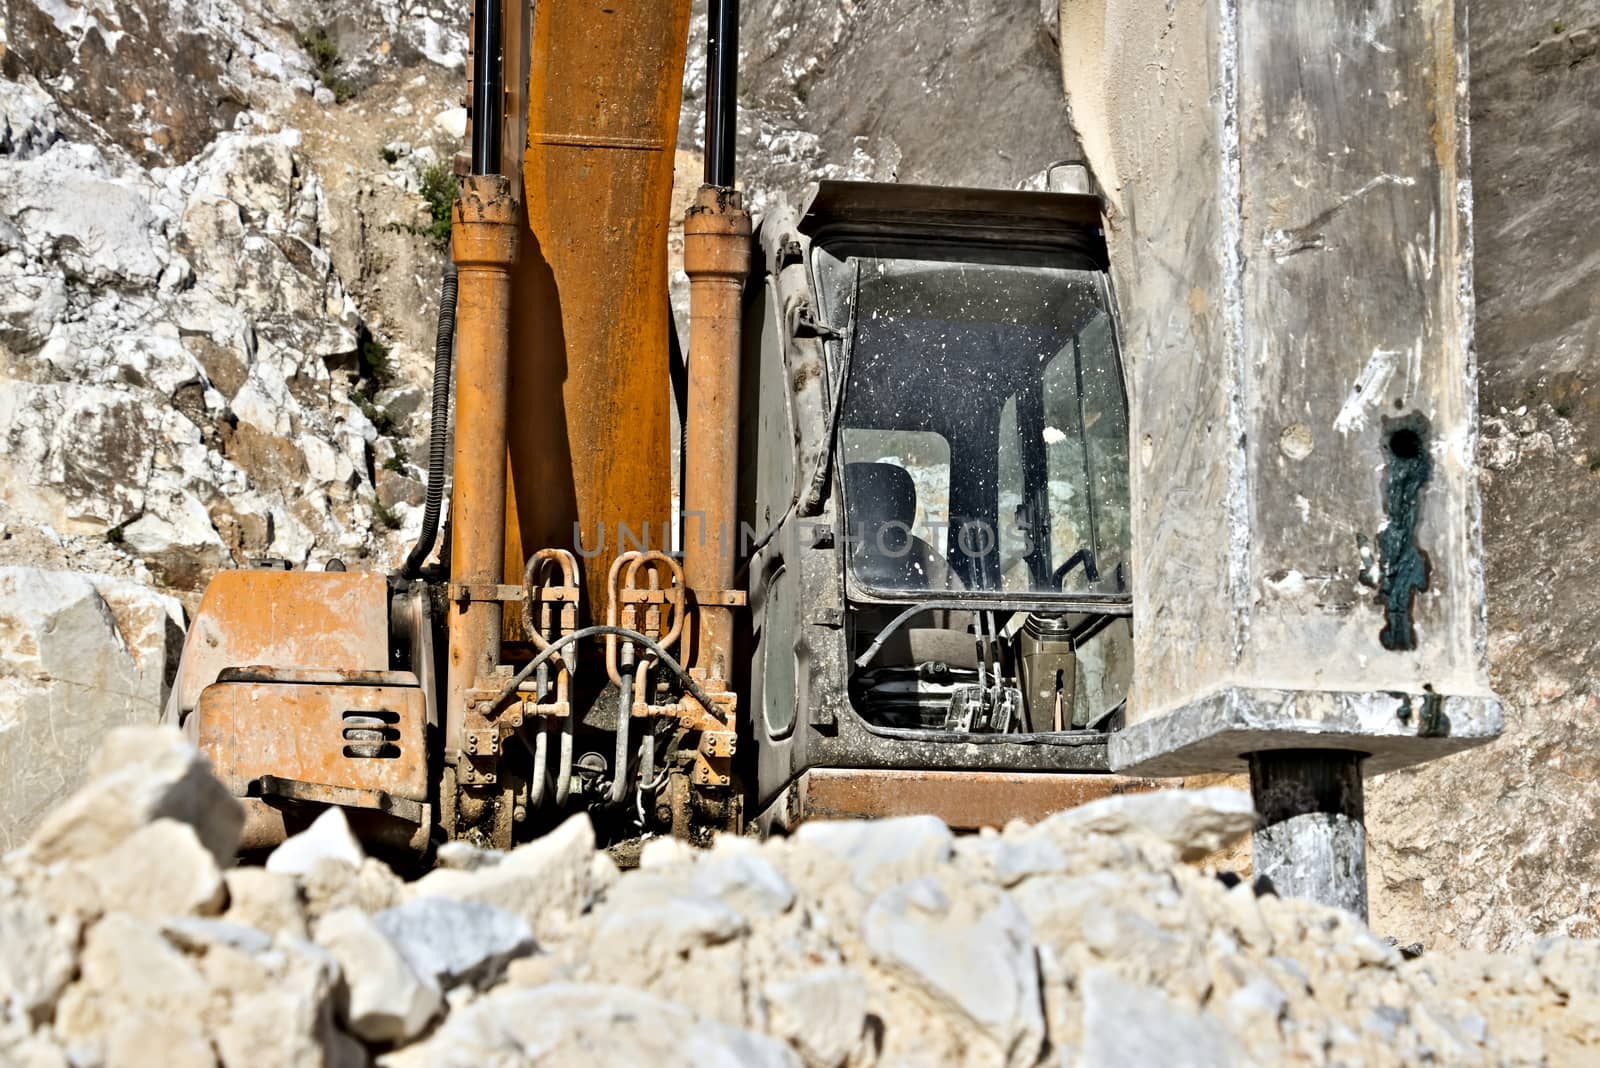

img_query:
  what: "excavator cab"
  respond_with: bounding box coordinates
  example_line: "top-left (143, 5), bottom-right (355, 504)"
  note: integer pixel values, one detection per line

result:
top-left (742, 178), bottom-right (1148, 829)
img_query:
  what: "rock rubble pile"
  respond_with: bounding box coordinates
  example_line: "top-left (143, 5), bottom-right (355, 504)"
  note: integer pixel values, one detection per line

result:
top-left (2, 727), bottom-right (1596, 1067)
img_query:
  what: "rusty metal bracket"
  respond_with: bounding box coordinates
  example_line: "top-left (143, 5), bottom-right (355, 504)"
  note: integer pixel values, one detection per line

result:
top-left (691, 730), bottom-right (737, 787)
top-left (700, 730), bottom-right (737, 758)
top-left (692, 588), bottom-right (748, 608)
top-left (463, 727), bottom-right (502, 757)
top-left (452, 582), bottom-right (535, 607)
top-left (455, 716), bottom-right (510, 788)
top-left (251, 775), bottom-right (427, 827)
top-left (467, 687), bottom-right (525, 726)
top-left (691, 761), bottom-right (731, 788)
top-left (457, 761), bottom-right (499, 787)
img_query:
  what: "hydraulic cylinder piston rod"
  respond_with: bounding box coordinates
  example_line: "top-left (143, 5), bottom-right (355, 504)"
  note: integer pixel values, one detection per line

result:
top-left (704, 0), bottom-right (739, 187)
top-left (470, 0), bottom-right (504, 175)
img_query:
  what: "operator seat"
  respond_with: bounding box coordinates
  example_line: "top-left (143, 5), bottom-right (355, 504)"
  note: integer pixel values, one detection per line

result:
top-left (845, 462), bottom-right (950, 590)
top-left (844, 461), bottom-right (976, 670)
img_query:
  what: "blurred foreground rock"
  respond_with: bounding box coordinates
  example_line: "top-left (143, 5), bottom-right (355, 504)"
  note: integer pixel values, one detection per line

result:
top-left (1, 728), bottom-right (1597, 1067)
top-left (0, 567), bottom-right (184, 851)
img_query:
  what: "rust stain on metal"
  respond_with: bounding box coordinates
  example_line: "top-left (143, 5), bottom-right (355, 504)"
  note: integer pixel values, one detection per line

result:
top-left (216, 667), bottom-right (418, 687)
top-left (798, 768), bottom-right (1166, 830)
top-left (197, 674), bottom-right (429, 851)
top-left (446, 174), bottom-right (520, 762)
top-left (523, 548), bottom-right (581, 648)
top-left (196, 678), bottom-right (428, 801)
top-left (171, 571), bottom-right (390, 723)
top-left (506, 0), bottom-right (693, 623)
top-left (606, 550), bottom-right (686, 695)
top-left (681, 185), bottom-right (752, 683)
top-left (235, 798), bottom-right (429, 854)
top-left (516, 548), bottom-right (580, 722)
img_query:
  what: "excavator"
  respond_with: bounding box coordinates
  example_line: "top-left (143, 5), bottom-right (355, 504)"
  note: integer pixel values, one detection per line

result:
top-left (163, 0), bottom-right (1151, 854)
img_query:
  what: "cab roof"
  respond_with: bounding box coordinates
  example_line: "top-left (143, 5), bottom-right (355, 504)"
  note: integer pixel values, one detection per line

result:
top-left (798, 180), bottom-right (1106, 261)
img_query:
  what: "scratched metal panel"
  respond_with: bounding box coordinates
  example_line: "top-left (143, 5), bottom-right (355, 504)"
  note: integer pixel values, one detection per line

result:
top-left (171, 571), bottom-right (391, 722)
top-left (197, 679), bottom-right (428, 802)
top-left (506, 0), bottom-right (692, 623)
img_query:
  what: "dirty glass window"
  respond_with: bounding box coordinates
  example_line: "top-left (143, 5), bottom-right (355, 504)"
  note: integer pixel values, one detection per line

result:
top-left (839, 428), bottom-right (953, 590)
top-left (1073, 311), bottom-right (1131, 589)
top-left (821, 250), bottom-right (1129, 600)
top-left (1037, 311), bottom-right (1129, 593)
top-left (839, 429), bottom-right (951, 553)
top-left (997, 396), bottom-right (1028, 589)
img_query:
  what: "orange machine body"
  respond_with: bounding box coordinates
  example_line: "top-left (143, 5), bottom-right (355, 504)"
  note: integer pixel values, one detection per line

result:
top-left (169, 571), bottom-right (432, 852)
top-left (504, 0), bottom-right (692, 620)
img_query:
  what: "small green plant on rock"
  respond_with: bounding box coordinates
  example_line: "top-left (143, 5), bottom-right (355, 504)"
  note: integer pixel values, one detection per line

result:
top-left (300, 25), bottom-right (338, 70)
top-left (418, 161), bottom-right (459, 248)
top-left (350, 335), bottom-right (400, 437)
top-left (373, 501), bottom-right (402, 531)
top-left (299, 24), bottom-right (356, 103)
top-left (361, 337), bottom-right (396, 388)
top-left (382, 160), bottom-right (459, 249)
top-left (349, 390), bottom-right (399, 437)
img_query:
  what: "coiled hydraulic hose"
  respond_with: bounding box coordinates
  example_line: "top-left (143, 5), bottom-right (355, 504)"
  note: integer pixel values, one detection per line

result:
top-left (401, 264), bottom-right (458, 577)
top-left (491, 625), bottom-right (720, 810)
top-left (490, 625), bottom-right (722, 717)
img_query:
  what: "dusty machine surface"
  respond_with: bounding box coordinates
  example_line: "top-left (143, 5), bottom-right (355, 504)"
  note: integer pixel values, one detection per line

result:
top-left (742, 180), bottom-right (1147, 831)
top-left (162, 0), bottom-right (1157, 855)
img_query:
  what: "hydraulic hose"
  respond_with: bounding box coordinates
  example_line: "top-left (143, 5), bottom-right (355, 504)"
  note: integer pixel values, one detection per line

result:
top-left (401, 263), bottom-right (458, 578)
top-left (610, 666), bottom-right (634, 804)
top-left (494, 626), bottom-right (714, 810)
top-left (491, 625), bottom-right (722, 715)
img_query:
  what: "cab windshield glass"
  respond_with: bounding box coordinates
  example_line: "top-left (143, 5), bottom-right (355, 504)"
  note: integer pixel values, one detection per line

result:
top-left (817, 248), bottom-right (1130, 601)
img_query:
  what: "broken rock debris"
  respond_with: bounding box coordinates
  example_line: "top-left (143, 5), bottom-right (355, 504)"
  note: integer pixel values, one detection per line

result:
top-left (0, 727), bottom-right (1596, 1067)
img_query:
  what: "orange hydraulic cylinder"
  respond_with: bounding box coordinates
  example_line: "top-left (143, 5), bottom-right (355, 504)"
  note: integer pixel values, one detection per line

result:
top-left (446, 175), bottom-right (519, 759)
top-left (508, 0), bottom-right (691, 622)
top-left (681, 185), bottom-right (751, 682)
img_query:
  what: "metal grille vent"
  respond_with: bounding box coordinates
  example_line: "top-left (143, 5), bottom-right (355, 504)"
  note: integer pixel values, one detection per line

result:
top-left (342, 709), bottom-right (401, 759)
